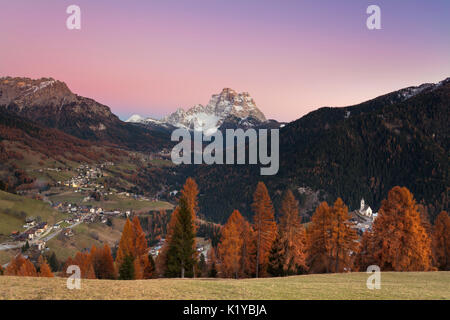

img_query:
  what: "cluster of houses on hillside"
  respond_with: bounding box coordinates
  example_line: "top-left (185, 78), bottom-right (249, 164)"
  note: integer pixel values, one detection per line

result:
top-left (12, 220), bottom-right (49, 242)
top-left (59, 163), bottom-right (110, 189)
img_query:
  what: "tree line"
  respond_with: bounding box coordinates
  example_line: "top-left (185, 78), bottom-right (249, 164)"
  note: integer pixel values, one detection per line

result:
top-left (1, 179), bottom-right (449, 279)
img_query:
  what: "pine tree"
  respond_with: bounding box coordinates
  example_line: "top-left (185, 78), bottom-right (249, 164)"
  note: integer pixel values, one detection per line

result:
top-left (166, 195), bottom-right (196, 278)
top-left (278, 190), bottom-right (307, 274)
top-left (38, 256), bottom-right (54, 277)
top-left (119, 255), bottom-right (135, 280)
top-left (433, 211), bottom-right (450, 270)
top-left (252, 182), bottom-right (277, 278)
top-left (208, 247), bottom-right (218, 278)
top-left (367, 186), bottom-right (432, 271)
top-left (158, 178), bottom-right (199, 276)
top-left (46, 252), bottom-right (60, 272)
top-left (198, 253), bottom-right (207, 277)
top-left (306, 202), bottom-right (333, 273)
top-left (267, 231), bottom-right (285, 277)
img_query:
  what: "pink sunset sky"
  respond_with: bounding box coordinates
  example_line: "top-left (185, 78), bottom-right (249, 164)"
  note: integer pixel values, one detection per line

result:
top-left (1, 0), bottom-right (449, 122)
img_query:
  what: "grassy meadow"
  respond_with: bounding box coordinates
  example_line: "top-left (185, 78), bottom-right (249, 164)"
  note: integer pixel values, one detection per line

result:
top-left (0, 272), bottom-right (448, 300)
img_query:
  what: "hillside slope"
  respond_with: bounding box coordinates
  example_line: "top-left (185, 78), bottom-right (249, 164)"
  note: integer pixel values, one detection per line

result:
top-left (0, 77), bottom-right (170, 152)
top-left (187, 78), bottom-right (450, 222)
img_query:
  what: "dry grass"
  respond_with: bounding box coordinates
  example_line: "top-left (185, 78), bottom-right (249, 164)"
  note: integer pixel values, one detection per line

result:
top-left (0, 272), bottom-right (448, 300)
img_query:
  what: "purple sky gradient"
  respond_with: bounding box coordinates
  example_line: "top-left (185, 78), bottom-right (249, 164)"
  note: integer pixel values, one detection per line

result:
top-left (1, 0), bottom-right (449, 121)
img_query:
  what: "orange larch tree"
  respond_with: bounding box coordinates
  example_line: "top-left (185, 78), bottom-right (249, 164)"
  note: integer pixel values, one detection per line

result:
top-left (91, 244), bottom-right (116, 279)
top-left (306, 202), bottom-right (333, 273)
top-left (433, 211), bottom-right (450, 270)
top-left (115, 218), bottom-right (135, 266)
top-left (17, 259), bottom-right (37, 277)
top-left (5, 254), bottom-right (27, 276)
top-left (252, 181), bottom-right (277, 278)
top-left (218, 210), bottom-right (245, 278)
top-left (328, 198), bottom-right (359, 273)
top-left (72, 251), bottom-right (96, 279)
top-left (368, 186), bottom-right (433, 271)
top-left (38, 256), bottom-right (54, 278)
top-left (278, 190), bottom-right (307, 274)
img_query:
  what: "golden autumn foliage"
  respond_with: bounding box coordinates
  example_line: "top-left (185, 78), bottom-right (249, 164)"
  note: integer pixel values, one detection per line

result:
top-left (328, 198), bottom-right (359, 272)
top-left (116, 218), bottom-right (135, 265)
top-left (218, 210), bottom-right (245, 278)
top-left (181, 177), bottom-right (199, 229)
top-left (307, 202), bottom-right (333, 273)
top-left (6, 254), bottom-right (27, 276)
top-left (17, 259), bottom-right (37, 277)
top-left (91, 244), bottom-right (116, 279)
top-left (37, 256), bottom-right (54, 278)
top-left (252, 182), bottom-right (277, 277)
top-left (307, 199), bottom-right (358, 273)
top-left (365, 186), bottom-right (433, 271)
top-left (116, 217), bottom-right (151, 279)
top-left (278, 190), bottom-right (307, 273)
top-left (72, 251), bottom-right (96, 279)
top-left (433, 211), bottom-right (450, 270)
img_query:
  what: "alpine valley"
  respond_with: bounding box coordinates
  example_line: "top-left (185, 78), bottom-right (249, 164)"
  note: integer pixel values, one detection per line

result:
top-left (0, 76), bottom-right (448, 230)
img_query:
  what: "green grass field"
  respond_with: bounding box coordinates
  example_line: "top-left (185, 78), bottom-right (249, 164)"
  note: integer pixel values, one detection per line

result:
top-left (0, 191), bottom-right (67, 238)
top-left (0, 272), bottom-right (448, 300)
top-left (46, 218), bottom-right (125, 261)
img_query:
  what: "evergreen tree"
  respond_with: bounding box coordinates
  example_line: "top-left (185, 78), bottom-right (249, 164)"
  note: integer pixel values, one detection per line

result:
top-left (207, 247), bottom-right (218, 278)
top-left (46, 252), bottom-right (60, 272)
top-left (198, 253), bottom-right (207, 277)
top-left (165, 196), bottom-right (196, 278)
top-left (119, 255), bottom-right (135, 280)
top-left (267, 231), bottom-right (285, 277)
top-left (21, 240), bottom-right (30, 253)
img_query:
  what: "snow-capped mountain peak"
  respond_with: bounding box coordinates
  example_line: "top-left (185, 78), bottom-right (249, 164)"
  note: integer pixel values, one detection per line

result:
top-left (126, 114), bottom-right (146, 123)
top-left (127, 88), bottom-right (269, 134)
top-left (164, 88), bottom-right (266, 133)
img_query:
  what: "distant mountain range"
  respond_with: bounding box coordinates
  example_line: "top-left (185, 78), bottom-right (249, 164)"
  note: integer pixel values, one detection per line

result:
top-left (0, 76), bottom-right (448, 223)
top-left (0, 77), bottom-right (170, 152)
top-left (126, 88), bottom-right (283, 134)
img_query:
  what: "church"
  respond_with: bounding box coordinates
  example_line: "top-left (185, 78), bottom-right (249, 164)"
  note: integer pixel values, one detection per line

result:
top-left (349, 198), bottom-right (377, 234)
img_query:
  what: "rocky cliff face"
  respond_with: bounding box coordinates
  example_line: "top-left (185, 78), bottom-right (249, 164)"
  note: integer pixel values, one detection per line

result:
top-left (128, 88), bottom-right (271, 134)
top-left (0, 77), bottom-right (170, 151)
